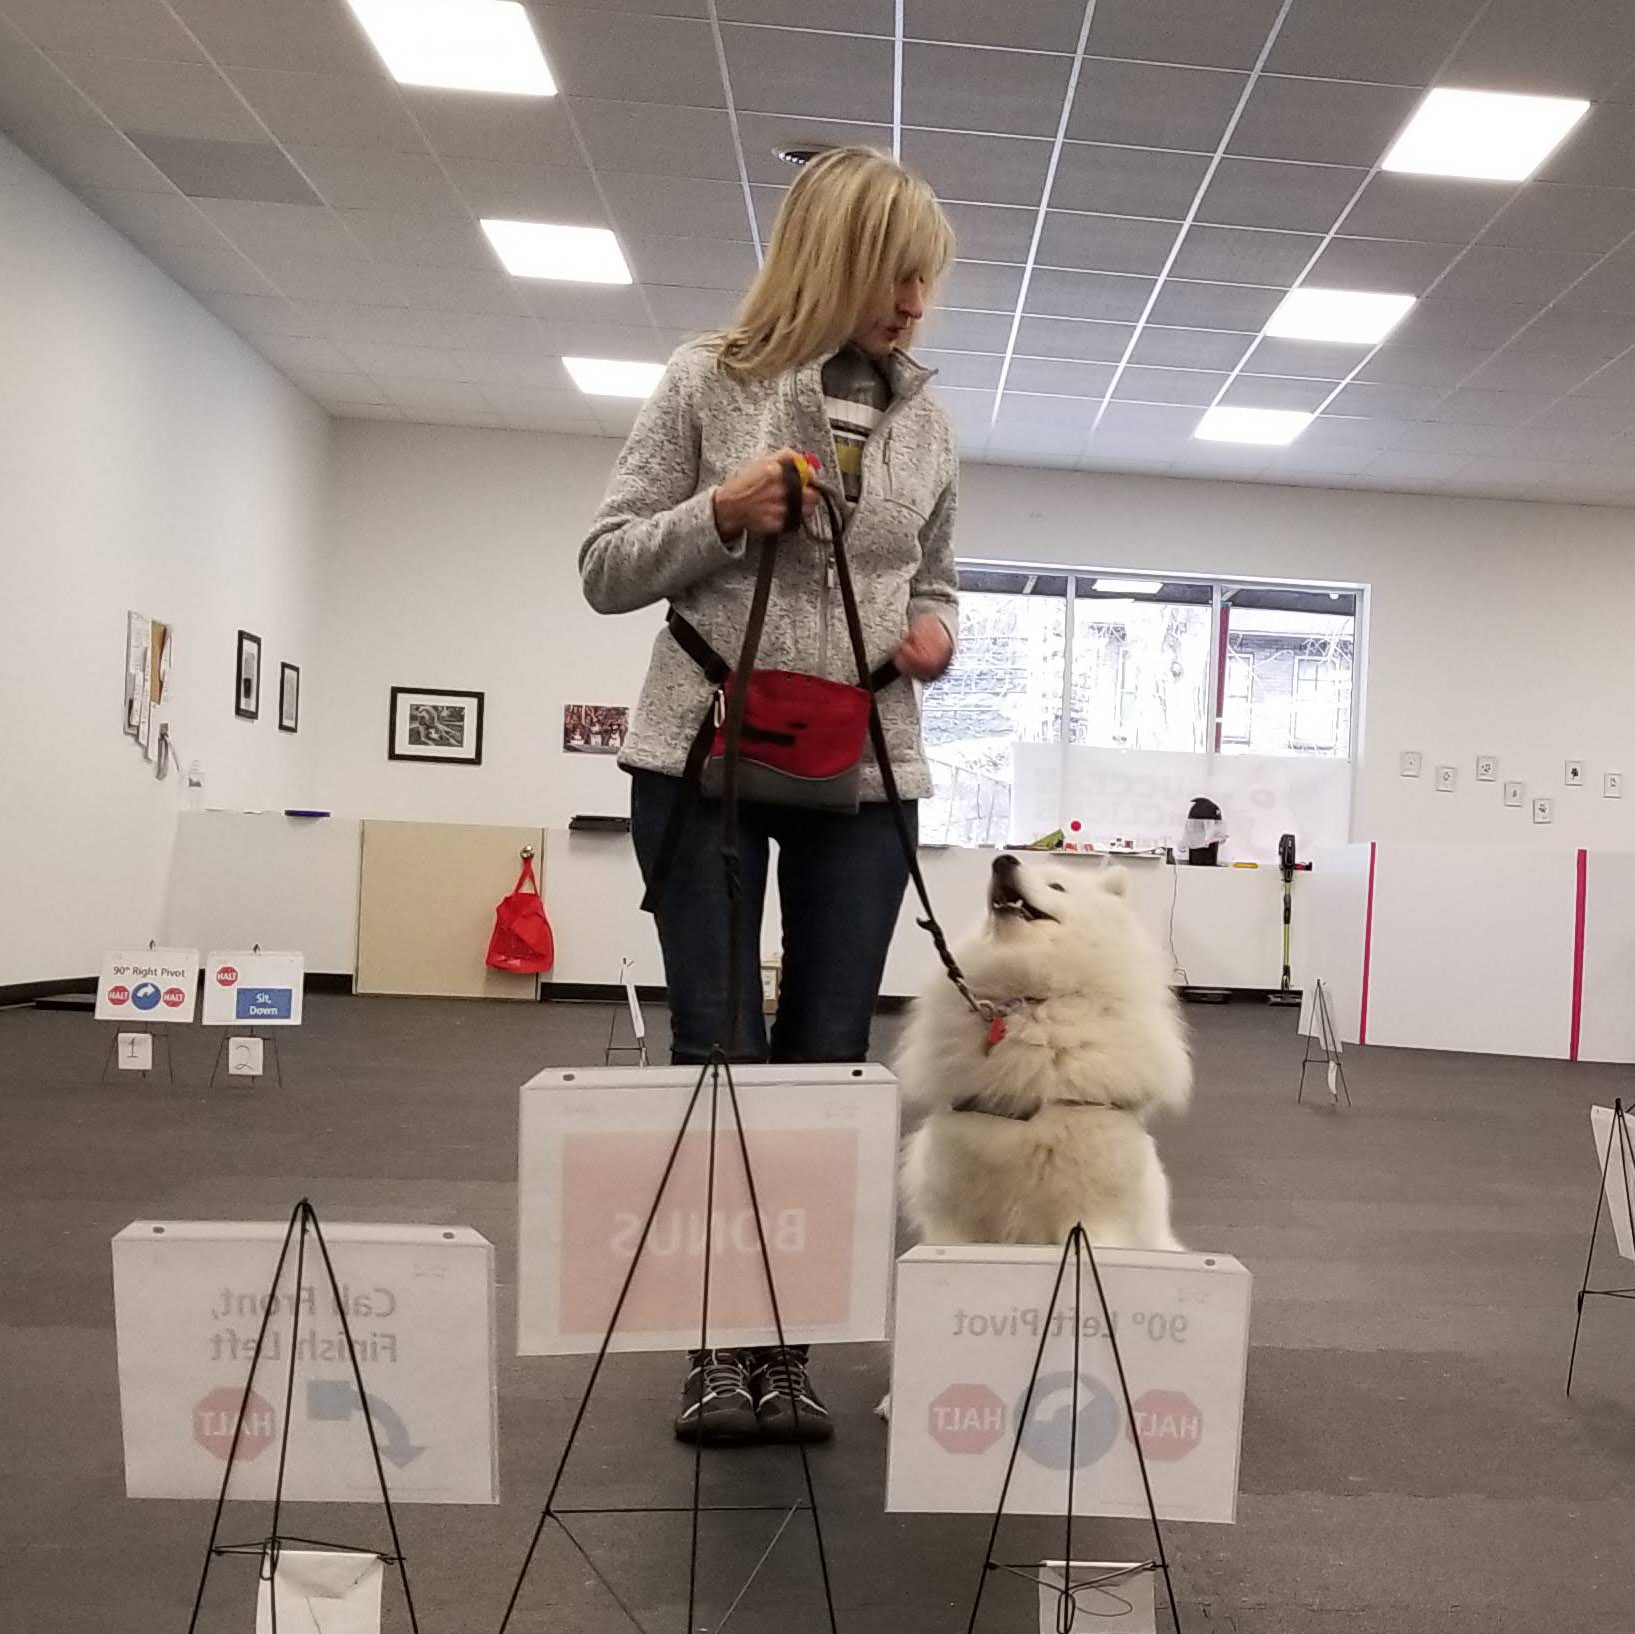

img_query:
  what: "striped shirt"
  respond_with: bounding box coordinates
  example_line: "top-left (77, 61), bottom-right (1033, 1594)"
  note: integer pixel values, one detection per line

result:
top-left (821, 344), bottom-right (893, 501)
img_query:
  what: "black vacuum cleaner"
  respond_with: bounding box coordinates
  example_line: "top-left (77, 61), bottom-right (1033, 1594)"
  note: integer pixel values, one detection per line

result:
top-left (1267, 831), bottom-right (1310, 1006)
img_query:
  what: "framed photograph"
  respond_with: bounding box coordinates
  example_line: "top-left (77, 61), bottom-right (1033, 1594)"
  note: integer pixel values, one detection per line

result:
top-left (1475, 755), bottom-right (1497, 782)
top-left (563, 703), bottom-right (630, 756)
top-left (235, 630), bottom-right (261, 720)
top-left (1503, 781), bottom-right (1525, 808)
top-left (1565, 759), bottom-right (1585, 788)
top-left (389, 686), bottom-right (485, 765)
top-left (278, 662), bottom-right (300, 733)
top-left (1434, 765), bottom-right (1456, 793)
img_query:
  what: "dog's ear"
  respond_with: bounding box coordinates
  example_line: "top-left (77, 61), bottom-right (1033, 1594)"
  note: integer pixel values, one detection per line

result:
top-left (1101, 866), bottom-right (1129, 897)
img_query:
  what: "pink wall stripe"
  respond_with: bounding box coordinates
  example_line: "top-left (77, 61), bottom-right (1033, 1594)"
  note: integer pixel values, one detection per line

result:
top-left (1359, 840), bottom-right (1377, 1045)
top-left (1571, 848), bottom-right (1588, 1062)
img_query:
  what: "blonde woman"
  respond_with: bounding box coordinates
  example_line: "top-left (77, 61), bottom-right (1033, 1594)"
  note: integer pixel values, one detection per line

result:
top-left (581, 147), bottom-right (959, 1445)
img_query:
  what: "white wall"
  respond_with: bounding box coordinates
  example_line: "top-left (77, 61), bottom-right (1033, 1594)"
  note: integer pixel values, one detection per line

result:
top-left (318, 420), bottom-right (1635, 852)
top-left (0, 135), bottom-right (329, 986)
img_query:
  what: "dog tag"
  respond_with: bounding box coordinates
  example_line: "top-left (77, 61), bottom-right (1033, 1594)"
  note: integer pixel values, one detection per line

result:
top-left (985, 1015), bottom-right (1006, 1053)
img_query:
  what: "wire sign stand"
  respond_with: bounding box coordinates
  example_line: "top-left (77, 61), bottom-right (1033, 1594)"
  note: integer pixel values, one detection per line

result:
top-left (496, 1052), bottom-right (837, 1634)
top-left (1297, 979), bottom-right (1351, 1108)
top-left (184, 1198), bottom-right (419, 1634)
top-left (1566, 1098), bottom-right (1635, 1396)
top-left (965, 1224), bottom-right (1183, 1634)
top-left (604, 956), bottom-right (650, 1067)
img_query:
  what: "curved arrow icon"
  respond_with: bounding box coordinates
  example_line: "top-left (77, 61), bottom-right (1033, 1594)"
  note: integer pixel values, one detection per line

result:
top-left (307, 1378), bottom-right (425, 1468)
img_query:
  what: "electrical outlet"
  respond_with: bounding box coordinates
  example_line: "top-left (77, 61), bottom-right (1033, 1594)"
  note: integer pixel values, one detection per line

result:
top-left (1565, 760), bottom-right (1585, 787)
top-left (1503, 781), bottom-right (1525, 808)
top-left (1533, 797), bottom-right (1554, 825)
top-left (1400, 750), bottom-right (1423, 778)
top-left (1435, 765), bottom-right (1457, 793)
top-left (1606, 771), bottom-right (1624, 799)
top-left (1476, 755), bottom-right (1497, 782)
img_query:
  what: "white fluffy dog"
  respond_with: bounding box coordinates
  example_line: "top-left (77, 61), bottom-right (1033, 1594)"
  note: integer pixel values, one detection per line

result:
top-left (897, 853), bottom-right (1191, 1252)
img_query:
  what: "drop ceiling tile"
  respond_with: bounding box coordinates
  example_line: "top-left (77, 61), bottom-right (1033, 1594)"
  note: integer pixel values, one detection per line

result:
top-left (1328, 381), bottom-right (1451, 419)
top-left (732, 113), bottom-right (892, 185)
top-left (295, 300), bottom-right (446, 345)
top-left (901, 129), bottom-right (1051, 208)
top-left (720, 0), bottom-right (891, 30)
top-left (500, 407), bottom-right (603, 432)
top-left (727, 24), bottom-right (893, 122)
top-left (1113, 364), bottom-right (1228, 405)
top-left (749, 182), bottom-right (786, 243)
top-left (382, 378), bottom-right (493, 416)
top-left (1171, 223), bottom-right (1320, 285)
top-left (196, 289), bottom-right (316, 334)
top-left (233, 68), bottom-right (425, 154)
top-left (1442, 0), bottom-right (1635, 99)
top-left (1540, 100), bottom-right (1635, 188)
top-left (626, 234), bottom-right (757, 291)
top-left (1391, 297), bottom-right (1541, 350)
top-left (643, 284), bottom-right (735, 329)
top-left (1325, 173), bottom-right (1502, 247)
top-left (397, 311), bottom-right (550, 352)
top-left (1036, 212), bottom-right (1178, 275)
top-left (1482, 184), bottom-right (1635, 257)
top-left (340, 340), bottom-right (463, 381)
top-left (1554, 248), bottom-right (1635, 316)
top-left (389, 265), bottom-right (525, 315)
top-left (1428, 388), bottom-right (1558, 427)
top-left (1014, 315), bottom-right (1135, 362)
top-left (1086, 0), bottom-right (1288, 70)
top-left (1388, 420), bottom-right (1527, 456)
top-left (1432, 246), bottom-right (1599, 307)
top-left (166, 0), bottom-right (383, 75)
top-left (1227, 76), bottom-right (1421, 168)
top-left (1568, 355), bottom-right (1635, 401)
top-left (254, 253), bottom-right (400, 304)
top-left (81, 186), bottom-right (225, 253)
top-left (143, 241), bottom-right (276, 295)
top-left (443, 156), bottom-right (605, 222)
top-left (249, 332), bottom-right (355, 373)
top-left (1519, 308), bottom-right (1635, 360)
top-left (521, 282), bottom-right (658, 330)
top-left (1129, 326), bottom-right (1255, 370)
top-left (18, 121), bottom-right (172, 191)
top-left (940, 260), bottom-right (1026, 311)
top-left (598, 171), bottom-right (750, 241)
top-left (1235, 336), bottom-right (1353, 380)
top-left (1460, 348), bottom-right (1603, 394)
top-left (287, 367), bottom-right (389, 404)
top-left (1004, 357), bottom-right (1117, 396)
top-left (1068, 60), bottom-right (1247, 151)
top-left (289, 146), bottom-right (464, 214)
top-left (1052, 143), bottom-right (1210, 219)
top-left (333, 208), bottom-right (496, 271)
top-left (537, 7), bottom-right (725, 106)
top-left (387, 88), bottom-right (571, 167)
top-left (50, 52), bottom-right (265, 141)
top-left (1300, 414), bottom-right (1400, 450)
top-left (917, 308), bottom-right (1017, 351)
top-left (1264, 0), bottom-right (1485, 84)
top-left (1307, 235), bottom-right (1463, 296)
top-left (995, 391), bottom-right (1100, 431)
top-left (919, 349), bottom-right (1005, 390)
top-left (528, 317), bottom-right (668, 356)
top-left (1095, 401), bottom-right (1207, 439)
top-left (1268, 444), bottom-right (1377, 477)
top-left (0, 43), bottom-right (98, 136)
top-left (194, 199), bottom-right (347, 259)
top-left (477, 382), bottom-right (602, 417)
top-left (905, 0), bottom-right (1085, 52)
top-left (331, 402), bottom-right (408, 420)
top-left (1524, 395), bottom-right (1635, 435)
top-left (902, 42), bottom-right (1071, 138)
top-left (1355, 343), bottom-right (1490, 387)
top-left (130, 136), bottom-right (323, 205)
top-left (942, 201), bottom-right (1036, 264)
top-left (571, 99), bottom-right (740, 181)
top-left (1357, 451), bottom-right (1455, 484)
top-left (1025, 267), bottom-right (1154, 322)
top-left (1196, 157), bottom-right (1365, 234)
top-left (0, 0), bottom-right (204, 60)
top-left (1149, 279), bottom-right (1284, 329)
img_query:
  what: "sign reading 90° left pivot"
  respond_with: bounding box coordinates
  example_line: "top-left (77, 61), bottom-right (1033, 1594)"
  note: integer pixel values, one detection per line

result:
top-left (203, 951), bottom-right (305, 1026)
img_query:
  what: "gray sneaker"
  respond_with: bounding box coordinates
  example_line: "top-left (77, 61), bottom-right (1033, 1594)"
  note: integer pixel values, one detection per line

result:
top-left (748, 1347), bottom-right (833, 1443)
top-left (674, 1350), bottom-right (759, 1444)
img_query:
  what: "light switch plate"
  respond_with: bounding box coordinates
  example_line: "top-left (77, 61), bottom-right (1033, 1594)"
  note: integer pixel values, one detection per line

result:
top-left (1565, 760), bottom-right (1585, 787)
top-left (1476, 755), bottom-right (1497, 782)
top-left (1400, 750), bottom-right (1422, 778)
top-left (1607, 771), bottom-right (1624, 799)
top-left (1503, 781), bottom-right (1525, 808)
top-left (1533, 797), bottom-right (1554, 824)
top-left (1435, 765), bottom-right (1457, 793)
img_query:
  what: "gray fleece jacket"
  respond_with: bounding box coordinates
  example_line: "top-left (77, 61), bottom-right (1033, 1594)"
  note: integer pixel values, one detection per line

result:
top-left (580, 338), bottom-right (960, 801)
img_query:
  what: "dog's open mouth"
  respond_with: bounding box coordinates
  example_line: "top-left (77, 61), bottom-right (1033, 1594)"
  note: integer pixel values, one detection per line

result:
top-left (990, 877), bottom-right (1054, 923)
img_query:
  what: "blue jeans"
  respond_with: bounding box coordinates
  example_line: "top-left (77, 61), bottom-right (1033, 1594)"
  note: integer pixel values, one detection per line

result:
top-left (630, 769), bottom-right (915, 1065)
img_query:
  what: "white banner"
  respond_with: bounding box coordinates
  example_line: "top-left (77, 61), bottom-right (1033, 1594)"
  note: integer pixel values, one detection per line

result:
top-left (203, 950), bottom-right (305, 1026)
top-left (517, 1065), bottom-right (900, 1354)
top-left (113, 1221), bottom-right (498, 1503)
top-left (1590, 1105), bottom-right (1635, 1262)
top-left (96, 948), bottom-right (199, 1023)
top-left (886, 1245), bottom-right (1250, 1524)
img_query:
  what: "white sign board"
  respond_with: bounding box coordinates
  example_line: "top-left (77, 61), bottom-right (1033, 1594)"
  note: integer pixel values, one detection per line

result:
top-left (116, 1032), bottom-right (154, 1072)
top-left (257, 1549), bottom-right (383, 1634)
top-left (228, 1036), bottom-right (266, 1077)
top-left (1039, 1563), bottom-right (1154, 1633)
top-left (113, 1221), bottom-right (497, 1503)
top-left (1589, 1105), bottom-right (1635, 1262)
top-left (518, 1064), bottom-right (900, 1354)
top-left (887, 1246), bottom-right (1250, 1524)
top-left (203, 950), bottom-right (305, 1026)
top-left (97, 948), bottom-right (199, 1023)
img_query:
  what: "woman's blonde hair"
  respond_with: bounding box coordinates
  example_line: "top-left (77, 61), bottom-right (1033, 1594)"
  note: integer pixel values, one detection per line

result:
top-left (714, 146), bottom-right (954, 379)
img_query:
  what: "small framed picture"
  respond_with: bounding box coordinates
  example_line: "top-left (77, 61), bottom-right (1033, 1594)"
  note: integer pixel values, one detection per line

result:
top-left (235, 630), bottom-right (261, 720)
top-left (1533, 797), bottom-right (1554, 825)
top-left (562, 703), bottom-right (629, 756)
top-left (389, 686), bottom-right (485, 765)
top-left (1475, 755), bottom-right (1497, 782)
top-left (1565, 760), bottom-right (1585, 787)
top-left (1503, 781), bottom-right (1525, 808)
top-left (1607, 771), bottom-right (1624, 799)
top-left (1399, 750), bottom-right (1422, 778)
top-left (278, 662), bottom-right (300, 733)
top-left (1435, 765), bottom-right (1457, 793)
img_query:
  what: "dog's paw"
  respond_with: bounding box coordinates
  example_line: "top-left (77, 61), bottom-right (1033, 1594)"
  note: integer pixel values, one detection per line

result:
top-left (875, 1392), bottom-right (891, 1422)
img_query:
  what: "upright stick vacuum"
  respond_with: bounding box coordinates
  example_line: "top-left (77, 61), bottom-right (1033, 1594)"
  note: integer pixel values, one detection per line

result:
top-left (1268, 831), bottom-right (1308, 1006)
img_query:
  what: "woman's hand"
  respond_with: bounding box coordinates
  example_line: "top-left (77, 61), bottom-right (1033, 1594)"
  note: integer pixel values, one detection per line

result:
top-left (712, 449), bottom-right (819, 540)
top-left (895, 615), bottom-right (955, 682)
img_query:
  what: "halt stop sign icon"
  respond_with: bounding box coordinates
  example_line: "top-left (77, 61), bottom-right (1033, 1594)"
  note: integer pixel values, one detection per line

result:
top-left (193, 1386), bottom-right (277, 1462)
top-left (1130, 1388), bottom-right (1202, 1460)
top-left (929, 1383), bottom-right (1007, 1454)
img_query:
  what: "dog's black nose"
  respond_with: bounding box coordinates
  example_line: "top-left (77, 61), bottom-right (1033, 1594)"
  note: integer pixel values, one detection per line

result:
top-left (993, 854), bottom-right (1019, 875)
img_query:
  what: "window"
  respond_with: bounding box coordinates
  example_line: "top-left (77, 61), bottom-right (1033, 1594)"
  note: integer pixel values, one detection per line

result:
top-left (919, 567), bottom-right (1362, 849)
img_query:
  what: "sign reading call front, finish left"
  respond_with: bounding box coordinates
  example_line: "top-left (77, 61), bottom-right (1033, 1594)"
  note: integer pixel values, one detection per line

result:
top-left (96, 948), bottom-right (200, 1023)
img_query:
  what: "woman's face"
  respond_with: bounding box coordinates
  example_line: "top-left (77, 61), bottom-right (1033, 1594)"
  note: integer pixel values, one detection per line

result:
top-left (852, 273), bottom-right (929, 357)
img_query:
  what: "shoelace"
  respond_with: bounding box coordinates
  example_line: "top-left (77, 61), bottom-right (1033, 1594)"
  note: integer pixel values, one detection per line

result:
top-left (695, 1354), bottom-right (747, 1401)
top-left (755, 1348), bottom-right (810, 1399)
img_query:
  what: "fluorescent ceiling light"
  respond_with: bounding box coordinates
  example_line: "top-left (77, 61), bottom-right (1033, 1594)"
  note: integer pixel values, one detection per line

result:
top-left (1264, 287), bottom-right (1416, 346)
top-left (481, 220), bottom-right (631, 283)
top-left (564, 357), bottom-right (665, 398)
top-left (1382, 86), bottom-right (1589, 182)
top-left (346, 0), bottom-right (555, 95)
top-left (1194, 407), bottom-right (1314, 446)
top-left (1092, 577), bottom-right (1164, 595)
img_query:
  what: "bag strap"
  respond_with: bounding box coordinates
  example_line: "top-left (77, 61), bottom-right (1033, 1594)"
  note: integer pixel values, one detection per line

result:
top-left (513, 856), bottom-right (539, 895)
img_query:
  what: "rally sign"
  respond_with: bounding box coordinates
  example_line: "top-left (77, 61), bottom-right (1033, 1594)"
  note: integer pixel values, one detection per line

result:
top-left (887, 1245), bottom-right (1250, 1524)
top-left (517, 1064), bottom-right (899, 1354)
top-left (203, 951), bottom-right (305, 1026)
top-left (96, 948), bottom-right (199, 1023)
top-left (113, 1220), bottom-right (498, 1503)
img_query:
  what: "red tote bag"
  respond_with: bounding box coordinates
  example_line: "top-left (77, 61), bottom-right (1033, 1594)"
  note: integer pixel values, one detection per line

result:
top-left (485, 856), bottom-right (555, 974)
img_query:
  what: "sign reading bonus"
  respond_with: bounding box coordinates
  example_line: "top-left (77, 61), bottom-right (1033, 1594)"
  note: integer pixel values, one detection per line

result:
top-left (203, 950), bottom-right (305, 1026)
top-left (887, 1245), bottom-right (1250, 1525)
top-left (96, 948), bottom-right (199, 1023)
top-left (517, 1065), bottom-right (900, 1354)
top-left (113, 1221), bottom-right (498, 1503)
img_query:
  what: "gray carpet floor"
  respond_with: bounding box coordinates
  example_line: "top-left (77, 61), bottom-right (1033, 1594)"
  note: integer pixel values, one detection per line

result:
top-left (3, 992), bottom-right (1634, 1633)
